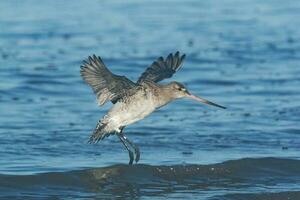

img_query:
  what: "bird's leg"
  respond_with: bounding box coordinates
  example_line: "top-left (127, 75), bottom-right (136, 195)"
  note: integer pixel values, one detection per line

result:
top-left (117, 132), bottom-right (134, 165)
top-left (118, 127), bottom-right (134, 165)
top-left (123, 136), bottom-right (140, 163)
top-left (117, 127), bottom-right (140, 164)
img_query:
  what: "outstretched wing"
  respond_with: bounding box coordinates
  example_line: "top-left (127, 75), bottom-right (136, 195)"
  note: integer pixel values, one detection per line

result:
top-left (80, 55), bottom-right (138, 106)
top-left (137, 51), bottom-right (186, 84)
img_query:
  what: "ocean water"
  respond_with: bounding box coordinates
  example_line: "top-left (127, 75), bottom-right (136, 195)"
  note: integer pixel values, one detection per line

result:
top-left (0, 0), bottom-right (300, 199)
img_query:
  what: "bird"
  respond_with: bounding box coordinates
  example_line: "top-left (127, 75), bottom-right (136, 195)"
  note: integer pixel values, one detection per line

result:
top-left (80, 51), bottom-right (226, 165)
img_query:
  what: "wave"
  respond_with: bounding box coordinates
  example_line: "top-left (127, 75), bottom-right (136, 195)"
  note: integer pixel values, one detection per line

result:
top-left (0, 157), bottom-right (300, 199)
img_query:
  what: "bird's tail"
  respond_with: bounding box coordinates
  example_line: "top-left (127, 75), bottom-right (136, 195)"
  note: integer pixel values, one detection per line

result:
top-left (88, 120), bottom-right (113, 144)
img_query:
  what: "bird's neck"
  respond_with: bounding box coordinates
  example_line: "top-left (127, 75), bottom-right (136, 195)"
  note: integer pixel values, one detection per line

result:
top-left (155, 84), bottom-right (177, 107)
top-left (142, 81), bottom-right (177, 108)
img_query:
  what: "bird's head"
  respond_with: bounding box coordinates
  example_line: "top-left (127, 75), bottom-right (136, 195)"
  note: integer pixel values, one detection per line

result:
top-left (167, 81), bottom-right (226, 109)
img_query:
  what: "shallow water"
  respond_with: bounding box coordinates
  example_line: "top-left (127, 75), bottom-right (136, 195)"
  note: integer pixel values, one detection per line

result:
top-left (1, 158), bottom-right (300, 199)
top-left (1, 0), bottom-right (300, 199)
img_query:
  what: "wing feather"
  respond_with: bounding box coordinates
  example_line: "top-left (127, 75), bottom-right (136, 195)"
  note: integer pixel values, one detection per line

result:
top-left (137, 51), bottom-right (186, 83)
top-left (80, 55), bottom-right (137, 106)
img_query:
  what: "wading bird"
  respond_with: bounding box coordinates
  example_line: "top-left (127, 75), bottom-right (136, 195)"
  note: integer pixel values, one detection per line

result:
top-left (80, 52), bottom-right (226, 164)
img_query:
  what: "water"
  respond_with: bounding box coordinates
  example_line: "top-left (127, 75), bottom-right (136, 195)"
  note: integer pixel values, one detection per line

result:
top-left (0, 0), bottom-right (300, 199)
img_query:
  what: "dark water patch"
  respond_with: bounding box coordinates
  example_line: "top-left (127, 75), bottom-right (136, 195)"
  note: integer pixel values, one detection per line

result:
top-left (10, 85), bottom-right (73, 96)
top-left (0, 32), bottom-right (85, 41)
top-left (281, 128), bottom-right (300, 135)
top-left (190, 79), bottom-right (238, 86)
top-left (0, 157), bottom-right (299, 199)
top-left (215, 191), bottom-right (300, 200)
top-left (25, 79), bottom-right (65, 86)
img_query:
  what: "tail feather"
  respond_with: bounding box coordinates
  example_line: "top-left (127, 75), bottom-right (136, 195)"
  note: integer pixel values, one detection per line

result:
top-left (88, 121), bottom-right (112, 144)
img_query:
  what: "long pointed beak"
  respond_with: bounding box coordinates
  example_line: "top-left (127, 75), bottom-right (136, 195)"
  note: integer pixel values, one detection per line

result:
top-left (187, 94), bottom-right (226, 109)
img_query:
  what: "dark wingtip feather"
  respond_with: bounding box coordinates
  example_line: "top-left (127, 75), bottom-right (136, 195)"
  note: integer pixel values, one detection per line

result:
top-left (171, 51), bottom-right (185, 71)
top-left (166, 53), bottom-right (173, 67)
top-left (98, 56), bottom-right (103, 62)
top-left (82, 60), bottom-right (89, 65)
top-left (172, 51), bottom-right (180, 69)
top-left (158, 56), bottom-right (164, 62)
top-left (92, 54), bottom-right (98, 63)
top-left (181, 54), bottom-right (186, 60)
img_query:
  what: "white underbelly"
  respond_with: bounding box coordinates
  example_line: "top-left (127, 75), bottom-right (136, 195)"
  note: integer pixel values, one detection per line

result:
top-left (108, 96), bottom-right (157, 127)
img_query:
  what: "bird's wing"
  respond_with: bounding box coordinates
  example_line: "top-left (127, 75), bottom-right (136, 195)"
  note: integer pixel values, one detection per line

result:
top-left (80, 55), bottom-right (138, 106)
top-left (137, 51), bottom-right (186, 83)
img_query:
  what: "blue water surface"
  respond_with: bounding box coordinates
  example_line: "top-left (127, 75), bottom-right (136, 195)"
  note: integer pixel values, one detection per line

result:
top-left (0, 0), bottom-right (300, 199)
